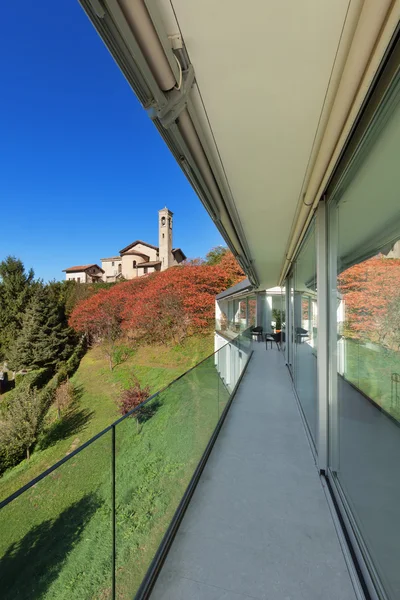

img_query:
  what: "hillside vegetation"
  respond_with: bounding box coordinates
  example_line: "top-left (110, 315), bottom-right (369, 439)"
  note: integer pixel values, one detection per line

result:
top-left (0, 333), bottom-right (226, 600)
top-left (0, 249), bottom-right (243, 475)
top-left (0, 248), bottom-right (242, 598)
top-left (0, 334), bottom-right (213, 501)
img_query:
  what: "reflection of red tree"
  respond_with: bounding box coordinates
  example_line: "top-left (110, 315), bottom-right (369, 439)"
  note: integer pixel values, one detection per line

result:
top-left (338, 255), bottom-right (400, 347)
top-left (248, 298), bottom-right (257, 326)
top-left (302, 298), bottom-right (309, 321)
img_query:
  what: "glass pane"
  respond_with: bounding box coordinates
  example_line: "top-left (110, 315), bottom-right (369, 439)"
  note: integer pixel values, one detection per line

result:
top-left (248, 296), bottom-right (257, 327)
top-left (288, 274), bottom-right (295, 372)
top-left (0, 432), bottom-right (112, 600)
top-left (281, 282), bottom-right (289, 355)
top-left (329, 77), bottom-right (400, 599)
top-left (293, 220), bottom-right (318, 443)
top-left (216, 345), bottom-right (231, 414)
top-left (238, 299), bottom-right (247, 331)
top-left (115, 355), bottom-right (221, 598)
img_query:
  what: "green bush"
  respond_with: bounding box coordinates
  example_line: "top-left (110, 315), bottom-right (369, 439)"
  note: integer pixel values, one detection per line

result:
top-left (66, 340), bottom-right (86, 377)
top-left (0, 342), bottom-right (87, 475)
top-left (14, 368), bottom-right (52, 389)
top-left (56, 362), bottom-right (68, 384)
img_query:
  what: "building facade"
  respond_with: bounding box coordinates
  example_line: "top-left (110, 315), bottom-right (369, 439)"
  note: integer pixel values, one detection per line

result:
top-left (62, 264), bottom-right (104, 283)
top-left (101, 208), bottom-right (185, 282)
top-left (64, 208), bottom-right (186, 282)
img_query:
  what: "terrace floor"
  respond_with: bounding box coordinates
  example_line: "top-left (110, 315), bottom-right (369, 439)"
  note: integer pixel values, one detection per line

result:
top-left (150, 342), bottom-right (358, 600)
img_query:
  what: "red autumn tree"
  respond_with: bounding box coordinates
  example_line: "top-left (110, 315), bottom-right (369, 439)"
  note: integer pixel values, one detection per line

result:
top-left (338, 255), bottom-right (400, 348)
top-left (69, 254), bottom-right (245, 345)
top-left (69, 288), bottom-right (129, 370)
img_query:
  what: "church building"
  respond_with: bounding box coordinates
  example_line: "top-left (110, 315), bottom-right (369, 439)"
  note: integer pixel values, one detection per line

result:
top-left (63, 208), bottom-right (185, 283)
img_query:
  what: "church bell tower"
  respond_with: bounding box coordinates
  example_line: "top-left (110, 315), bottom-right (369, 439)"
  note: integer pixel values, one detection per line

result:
top-left (158, 207), bottom-right (173, 271)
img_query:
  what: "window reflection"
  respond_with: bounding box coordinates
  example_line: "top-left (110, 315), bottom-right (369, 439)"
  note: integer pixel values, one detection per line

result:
top-left (293, 220), bottom-right (318, 443)
top-left (337, 247), bottom-right (400, 419)
top-left (328, 74), bottom-right (400, 600)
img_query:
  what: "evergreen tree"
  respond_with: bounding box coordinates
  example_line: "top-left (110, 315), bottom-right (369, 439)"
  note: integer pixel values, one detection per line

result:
top-left (0, 385), bottom-right (43, 461)
top-left (0, 256), bottom-right (36, 359)
top-left (9, 286), bottom-right (74, 371)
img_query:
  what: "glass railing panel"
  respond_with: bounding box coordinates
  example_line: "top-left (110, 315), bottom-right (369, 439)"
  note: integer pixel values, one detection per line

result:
top-left (0, 336), bottom-right (254, 600)
top-left (215, 318), bottom-right (247, 339)
top-left (0, 432), bottom-right (112, 600)
top-left (114, 354), bottom-right (222, 598)
top-left (216, 345), bottom-right (231, 415)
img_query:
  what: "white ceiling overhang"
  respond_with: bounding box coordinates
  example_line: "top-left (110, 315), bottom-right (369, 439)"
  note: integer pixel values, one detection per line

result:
top-left (155, 0), bottom-right (352, 287)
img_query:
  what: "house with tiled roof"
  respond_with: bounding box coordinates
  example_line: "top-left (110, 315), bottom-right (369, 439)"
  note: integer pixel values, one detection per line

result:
top-left (62, 264), bottom-right (104, 283)
top-left (64, 208), bottom-right (186, 283)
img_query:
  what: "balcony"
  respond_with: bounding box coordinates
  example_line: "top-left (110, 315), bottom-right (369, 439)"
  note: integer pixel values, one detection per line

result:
top-left (150, 342), bottom-right (357, 600)
top-left (0, 335), bottom-right (360, 600)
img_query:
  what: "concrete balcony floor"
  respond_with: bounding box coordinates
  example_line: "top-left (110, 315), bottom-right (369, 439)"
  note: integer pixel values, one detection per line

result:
top-left (150, 343), bottom-right (358, 600)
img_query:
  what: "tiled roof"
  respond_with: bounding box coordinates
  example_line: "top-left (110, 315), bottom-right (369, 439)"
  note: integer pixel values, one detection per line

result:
top-left (137, 261), bottom-right (161, 267)
top-left (119, 240), bottom-right (159, 254)
top-left (63, 264), bottom-right (104, 273)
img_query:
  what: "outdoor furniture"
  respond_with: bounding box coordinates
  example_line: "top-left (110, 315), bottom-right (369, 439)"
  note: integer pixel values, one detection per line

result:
top-left (295, 327), bottom-right (309, 343)
top-left (265, 332), bottom-right (275, 349)
top-left (265, 331), bottom-right (281, 350)
top-left (251, 326), bottom-right (263, 342)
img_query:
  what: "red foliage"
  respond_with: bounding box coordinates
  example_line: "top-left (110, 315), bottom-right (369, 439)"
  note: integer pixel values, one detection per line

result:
top-left (118, 381), bottom-right (150, 416)
top-left (338, 255), bottom-right (400, 343)
top-left (69, 256), bottom-right (245, 341)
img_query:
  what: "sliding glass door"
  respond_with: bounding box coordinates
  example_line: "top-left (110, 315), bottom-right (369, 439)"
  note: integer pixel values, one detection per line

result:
top-left (327, 67), bottom-right (400, 599)
top-left (285, 222), bottom-right (318, 445)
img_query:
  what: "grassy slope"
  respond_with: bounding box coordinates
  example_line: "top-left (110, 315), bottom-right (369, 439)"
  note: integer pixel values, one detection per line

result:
top-left (344, 339), bottom-right (400, 420)
top-left (0, 334), bottom-right (225, 600)
top-left (0, 334), bottom-right (213, 502)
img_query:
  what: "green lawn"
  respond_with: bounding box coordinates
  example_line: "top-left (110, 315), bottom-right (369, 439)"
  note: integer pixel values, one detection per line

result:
top-left (0, 334), bottom-right (231, 600)
top-left (0, 335), bottom-right (213, 501)
top-left (344, 339), bottom-right (400, 420)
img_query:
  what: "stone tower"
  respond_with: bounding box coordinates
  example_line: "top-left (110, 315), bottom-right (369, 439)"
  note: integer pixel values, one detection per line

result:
top-left (158, 207), bottom-right (173, 271)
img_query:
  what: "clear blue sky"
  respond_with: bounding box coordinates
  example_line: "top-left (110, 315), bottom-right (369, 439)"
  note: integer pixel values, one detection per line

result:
top-left (0, 1), bottom-right (224, 282)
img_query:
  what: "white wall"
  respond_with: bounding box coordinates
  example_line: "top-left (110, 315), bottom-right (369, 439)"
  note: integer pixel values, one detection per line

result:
top-left (121, 245), bottom-right (159, 279)
top-left (102, 259), bottom-right (122, 279)
top-left (65, 271), bottom-right (86, 282)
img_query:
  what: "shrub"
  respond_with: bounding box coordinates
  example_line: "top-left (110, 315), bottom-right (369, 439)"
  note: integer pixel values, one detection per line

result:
top-left (118, 381), bottom-right (151, 417)
top-left (65, 339), bottom-right (86, 377)
top-left (55, 379), bottom-right (74, 419)
top-left (69, 258), bottom-right (245, 345)
top-left (14, 368), bottom-right (52, 389)
top-left (0, 386), bottom-right (43, 464)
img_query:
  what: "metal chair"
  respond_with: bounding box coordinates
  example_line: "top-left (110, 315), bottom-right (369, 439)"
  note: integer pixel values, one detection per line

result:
top-left (295, 327), bottom-right (309, 343)
top-left (265, 331), bottom-right (281, 350)
top-left (251, 326), bottom-right (263, 342)
top-left (265, 332), bottom-right (275, 349)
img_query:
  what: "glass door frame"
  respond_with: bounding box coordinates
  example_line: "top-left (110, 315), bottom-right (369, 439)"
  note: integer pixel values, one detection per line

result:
top-left (324, 34), bottom-right (400, 600)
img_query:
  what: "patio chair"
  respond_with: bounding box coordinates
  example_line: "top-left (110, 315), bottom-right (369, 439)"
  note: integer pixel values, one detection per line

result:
top-left (251, 326), bottom-right (263, 342)
top-left (295, 327), bottom-right (309, 343)
top-left (265, 331), bottom-right (281, 350)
